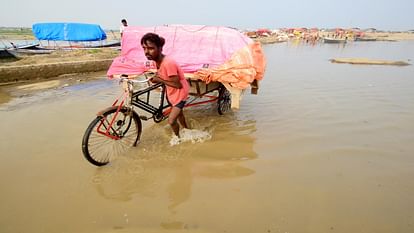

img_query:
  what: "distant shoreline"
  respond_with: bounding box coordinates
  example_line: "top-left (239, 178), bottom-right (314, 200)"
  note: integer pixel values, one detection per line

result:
top-left (1, 28), bottom-right (414, 85)
top-left (253, 31), bottom-right (414, 44)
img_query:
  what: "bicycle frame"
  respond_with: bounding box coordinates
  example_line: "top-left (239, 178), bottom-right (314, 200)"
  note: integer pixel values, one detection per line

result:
top-left (130, 82), bottom-right (170, 121)
top-left (128, 78), bottom-right (223, 120)
top-left (95, 77), bottom-right (223, 139)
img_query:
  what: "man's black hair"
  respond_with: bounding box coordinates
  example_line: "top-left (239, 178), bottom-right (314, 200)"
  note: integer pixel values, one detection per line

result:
top-left (141, 33), bottom-right (165, 48)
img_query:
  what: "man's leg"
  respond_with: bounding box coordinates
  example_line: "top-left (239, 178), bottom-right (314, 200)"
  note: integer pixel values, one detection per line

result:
top-left (178, 111), bottom-right (188, 129)
top-left (168, 106), bottom-right (181, 136)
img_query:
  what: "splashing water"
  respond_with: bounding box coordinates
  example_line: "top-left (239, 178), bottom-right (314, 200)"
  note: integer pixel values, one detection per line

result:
top-left (169, 128), bottom-right (212, 146)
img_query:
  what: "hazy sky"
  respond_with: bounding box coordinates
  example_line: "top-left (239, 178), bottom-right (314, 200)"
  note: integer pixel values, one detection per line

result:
top-left (2, 0), bottom-right (413, 31)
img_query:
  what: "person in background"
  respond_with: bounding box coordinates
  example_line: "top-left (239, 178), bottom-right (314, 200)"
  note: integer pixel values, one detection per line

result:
top-left (141, 33), bottom-right (190, 137)
top-left (120, 19), bottom-right (128, 37)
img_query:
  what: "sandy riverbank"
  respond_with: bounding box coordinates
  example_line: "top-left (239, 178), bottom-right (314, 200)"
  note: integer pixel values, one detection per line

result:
top-left (1, 48), bottom-right (119, 66)
top-left (324, 31), bottom-right (414, 41)
top-left (254, 31), bottom-right (414, 44)
top-left (0, 48), bottom-right (119, 83)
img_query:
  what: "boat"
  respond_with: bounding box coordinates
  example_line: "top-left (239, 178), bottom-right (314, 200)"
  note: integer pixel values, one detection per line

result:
top-left (330, 58), bottom-right (410, 66)
top-left (6, 48), bottom-right (53, 58)
top-left (0, 48), bottom-right (16, 59)
top-left (88, 41), bottom-right (121, 48)
top-left (323, 37), bottom-right (347, 43)
top-left (9, 42), bottom-right (40, 50)
top-left (31, 22), bottom-right (121, 49)
top-left (354, 37), bottom-right (377, 42)
top-left (1, 42), bottom-right (41, 59)
top-left (33, 22), bottom-right (107, 41)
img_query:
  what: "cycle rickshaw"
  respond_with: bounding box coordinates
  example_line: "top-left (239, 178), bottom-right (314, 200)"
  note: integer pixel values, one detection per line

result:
top-left (82, 72), bottom-right (231, 166)
top-left (81, 25), bottom-right (265, 166)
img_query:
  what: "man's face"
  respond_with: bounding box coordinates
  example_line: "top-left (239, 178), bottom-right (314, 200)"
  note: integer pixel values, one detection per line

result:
top-left (142, 40), bottom-right (160, 61)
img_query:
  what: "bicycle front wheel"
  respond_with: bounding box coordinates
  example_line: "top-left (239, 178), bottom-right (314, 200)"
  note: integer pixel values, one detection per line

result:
top-left (82, 107), bottom-right (142, 166)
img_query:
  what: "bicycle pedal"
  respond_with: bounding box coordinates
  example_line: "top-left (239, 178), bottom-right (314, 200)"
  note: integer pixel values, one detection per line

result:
top-left (139, 115), bottom-right (149, 121)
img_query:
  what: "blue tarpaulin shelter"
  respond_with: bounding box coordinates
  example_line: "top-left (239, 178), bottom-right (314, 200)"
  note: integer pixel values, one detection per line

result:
top-left (32, 23), bottom-right (107, 41)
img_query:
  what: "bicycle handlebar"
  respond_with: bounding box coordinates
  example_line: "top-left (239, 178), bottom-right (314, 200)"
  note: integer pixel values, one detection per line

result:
top-left (119, 72), bottom-right (158, 92)
top-left (119, 72), bottom-right (156, 84)
top-left (119, 77), bottom-right (151, 84)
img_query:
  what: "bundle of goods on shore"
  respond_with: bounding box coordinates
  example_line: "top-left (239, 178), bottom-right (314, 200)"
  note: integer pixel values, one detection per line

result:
top-left (107, 24), bottom-right (266, 109)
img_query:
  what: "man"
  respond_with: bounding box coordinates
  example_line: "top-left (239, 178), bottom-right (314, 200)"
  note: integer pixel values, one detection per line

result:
top-left (141, 33), bottom-right (190, 137)
top-left (120, 19), bottom-right (128, 37)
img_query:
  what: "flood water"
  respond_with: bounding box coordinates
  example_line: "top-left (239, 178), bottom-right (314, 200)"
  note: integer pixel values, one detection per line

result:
top-left (1, 41), bottom-right (414, 233)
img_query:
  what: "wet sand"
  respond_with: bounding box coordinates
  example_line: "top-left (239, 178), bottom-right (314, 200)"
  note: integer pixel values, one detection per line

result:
top-left (0, 71), bottom-right (107, 104)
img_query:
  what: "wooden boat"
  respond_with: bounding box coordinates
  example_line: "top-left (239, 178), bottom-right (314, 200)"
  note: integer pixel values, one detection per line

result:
top-left (32, 22), bottom-right (121, 50)
top-left (34, 42), bottom-right (121, 50)
top-left (88, 41), bottom-right (121, 48)
top-left (9, 43), bottom-right (40, 50)
top-left (354, 37), bottom-right (377, 42)
top-left (7, 48), bottom-right (53, 58)
top-left (323, 37), bottom-right (347, 43)
top-left (330, 58), bottom-right (410, 66)
top-left (0, 48), bottom-right (16, 59)
top-left (1, 42), bottom-right (40, 59)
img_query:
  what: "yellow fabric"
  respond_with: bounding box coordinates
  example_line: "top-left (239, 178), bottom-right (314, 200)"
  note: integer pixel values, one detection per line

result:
top-left (194, 42), bottom-right (266, 90)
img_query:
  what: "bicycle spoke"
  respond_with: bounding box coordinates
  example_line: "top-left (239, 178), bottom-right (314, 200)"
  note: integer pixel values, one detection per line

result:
top-left (82, 108), bottom-right (142, 166)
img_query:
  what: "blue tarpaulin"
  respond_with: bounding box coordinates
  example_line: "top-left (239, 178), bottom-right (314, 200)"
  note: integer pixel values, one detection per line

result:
top-left (32, 23), bottom-right (107, 41)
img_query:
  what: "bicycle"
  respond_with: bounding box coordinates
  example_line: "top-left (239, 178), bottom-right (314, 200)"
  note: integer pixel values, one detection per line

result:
top-left (82, 73), bottom-right (231, 166)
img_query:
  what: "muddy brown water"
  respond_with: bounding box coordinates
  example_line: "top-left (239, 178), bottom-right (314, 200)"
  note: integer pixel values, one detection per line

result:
top-left (1, 41), bottom-right (414, 233)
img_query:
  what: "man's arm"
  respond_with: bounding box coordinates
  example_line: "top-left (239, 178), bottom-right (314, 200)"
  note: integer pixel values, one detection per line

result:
top-left (151, 75), bottom-right (182, 89)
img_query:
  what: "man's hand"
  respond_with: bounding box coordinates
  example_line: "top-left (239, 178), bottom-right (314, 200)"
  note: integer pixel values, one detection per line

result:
top-left (150, 75), bottom-right (163, 84)
top-left (150, 75), bottom-right (182, 89)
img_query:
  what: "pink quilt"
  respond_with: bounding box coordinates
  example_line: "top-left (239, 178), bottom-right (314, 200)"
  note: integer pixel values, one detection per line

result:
top-left (107, 24), bottom-right (266, 91)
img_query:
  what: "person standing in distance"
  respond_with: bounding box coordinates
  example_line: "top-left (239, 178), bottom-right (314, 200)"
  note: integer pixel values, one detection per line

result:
top-left (141, 33), bottom-right (190, 137)
top-left (120, 19), bottom-right (128, 37)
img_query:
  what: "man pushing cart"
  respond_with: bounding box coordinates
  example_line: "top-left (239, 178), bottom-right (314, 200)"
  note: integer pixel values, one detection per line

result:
top-left (82, 24), bottom-right (266, 166)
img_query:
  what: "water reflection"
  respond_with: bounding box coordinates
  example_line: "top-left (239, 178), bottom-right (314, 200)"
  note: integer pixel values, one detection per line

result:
top-left (92, 110), bottom-right (257, 219)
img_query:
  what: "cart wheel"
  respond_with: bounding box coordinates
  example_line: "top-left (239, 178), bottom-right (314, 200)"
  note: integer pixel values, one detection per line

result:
top-left (217, 86), bottom-right (231, 115)
top-left (82, 107), bottom-right (142, 166)
top-left (153, 110), bottom-right (165, 123)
